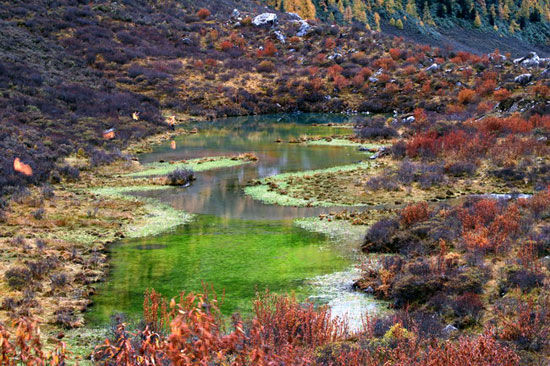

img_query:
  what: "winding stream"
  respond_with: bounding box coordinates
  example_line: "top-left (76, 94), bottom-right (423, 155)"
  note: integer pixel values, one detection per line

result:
top-left (88, 114), bottom-right (380, 325)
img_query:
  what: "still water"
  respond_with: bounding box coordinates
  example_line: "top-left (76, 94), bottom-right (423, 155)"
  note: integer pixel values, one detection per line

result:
top-left (88, 114), bottom-right (378, 325)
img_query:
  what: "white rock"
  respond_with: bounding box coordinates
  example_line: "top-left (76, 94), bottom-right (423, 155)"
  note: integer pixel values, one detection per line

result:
top-left (425, 63), bottom-right (439, 72)
top-left (274, 30), bottom-right (285, 44)
top-left (514, 73), bottom-right (532, 85)
top-left (252, 13), bottom-right (277, 27)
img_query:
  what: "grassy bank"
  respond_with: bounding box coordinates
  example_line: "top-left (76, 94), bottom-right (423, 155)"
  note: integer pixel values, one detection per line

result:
top-left (126, 155), bottom-right (257, 177)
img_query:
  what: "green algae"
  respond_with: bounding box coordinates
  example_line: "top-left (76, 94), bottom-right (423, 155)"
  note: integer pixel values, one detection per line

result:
top-left (87, 215), bottom-right (351, 324)
top-left (125, 157), bottom-right (254, 177)
top-left (90, 186), bottom-right (194, 238)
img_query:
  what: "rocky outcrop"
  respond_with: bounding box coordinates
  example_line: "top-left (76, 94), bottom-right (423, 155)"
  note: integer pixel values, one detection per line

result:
top-left (252, 13), bottom-right (277, 27)
top-left (513, 52), bottom-right (549, 68)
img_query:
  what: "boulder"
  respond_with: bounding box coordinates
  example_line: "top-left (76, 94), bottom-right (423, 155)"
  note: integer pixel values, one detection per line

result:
top-left (252, 13), bottom-right (277, 27)
top-left (425, 63), bottom-right (439, 72)
top-left (274, 30), bottom-right (285, 44)
top-left (442, 324), bottom-right (458, 335)
top-left (513, 52), bottom-right (549, 68)
top-left (295, 20), bottom-right (311, 37)
top-left (514, 73), bottom-right (532, 85)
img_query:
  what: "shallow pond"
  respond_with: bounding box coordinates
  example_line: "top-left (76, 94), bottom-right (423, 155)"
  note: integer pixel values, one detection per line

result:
top-left (88, 114), bottom-right (379, 325)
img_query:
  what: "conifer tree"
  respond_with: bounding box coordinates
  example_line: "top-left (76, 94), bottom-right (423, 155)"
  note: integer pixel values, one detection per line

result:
top-left (374, 11), bottom-right (381, 30)
top-left (422, 1), bottom-right (436, 25)
top-left (406, 0), bottom-right (419, 17)
top-left (352, 0), bottom-right (368, 22)
top-left (474, 11), bottom-right (482, 26)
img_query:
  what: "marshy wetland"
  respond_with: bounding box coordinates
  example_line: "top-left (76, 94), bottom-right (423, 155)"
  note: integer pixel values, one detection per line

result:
top-left (88, 114), bottom-right (385, 325)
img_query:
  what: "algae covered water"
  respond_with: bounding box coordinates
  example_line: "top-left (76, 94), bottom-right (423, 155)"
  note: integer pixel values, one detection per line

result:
top-left (88, 114), bottom-right (376, 324)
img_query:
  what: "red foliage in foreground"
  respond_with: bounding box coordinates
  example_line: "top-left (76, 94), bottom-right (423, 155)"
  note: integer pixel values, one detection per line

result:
top-left (0, 288), bottom-right (522, 365)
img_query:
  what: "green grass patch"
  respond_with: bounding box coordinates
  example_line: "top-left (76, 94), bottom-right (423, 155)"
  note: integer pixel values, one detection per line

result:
top-left (90, 186), bottom-right (194, 238)
top-left (126, 157), bottom-right (253, 177)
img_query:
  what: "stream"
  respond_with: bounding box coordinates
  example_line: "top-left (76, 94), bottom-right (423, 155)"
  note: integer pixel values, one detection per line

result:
top-left (87, 114), bottom-right (380, 326)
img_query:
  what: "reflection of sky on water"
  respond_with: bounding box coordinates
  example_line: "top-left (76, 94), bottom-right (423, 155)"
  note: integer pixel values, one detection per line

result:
top-left (135, 114), bottom-right (368, 221)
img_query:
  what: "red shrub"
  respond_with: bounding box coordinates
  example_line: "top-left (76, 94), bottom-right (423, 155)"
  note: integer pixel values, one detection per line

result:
top-left (333, 74), bottom-right (349, 89)
top-left (327, 64), bottom-right (343, 79)
top-left (196, 8), bottom-right (211, 19)
top-left (219, 40), bottom-right (233, 51)
top-left (413, 107), bottom-right (427, 123)
top-left (401, 202), bottom-right (431, 226)
top-left (406, 131), bottom-right (438, 157)
top-left (257, 40), bottom-right (277, 57)
top-left (389, 48), bottom-right (402, 60)
top-left (493, 88), bottom-right (511, 101)
top-left (325, 37), bottom-right (336, 50)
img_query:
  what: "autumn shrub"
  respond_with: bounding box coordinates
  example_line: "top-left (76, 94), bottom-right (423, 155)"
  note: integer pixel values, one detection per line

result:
top-left (257, 40), bottom-right (277, 58)
top-left (401, 202), bottom-right (431, 227)
top-left (457, 88), bottom-right (476, 104)
top-left (257, 60), bottom-right (275, 73)
top-left (196, 8), bottom-right (211, 20)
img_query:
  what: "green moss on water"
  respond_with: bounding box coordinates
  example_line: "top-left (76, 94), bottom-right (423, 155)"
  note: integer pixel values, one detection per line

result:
top-left (244, 162), bottom-right (372, 207)
top-left (87, 215), bottom-right (351, 324)
top-left (90, 186), bottom-right (194, 238)
top-left (126, 157), bottom-right (253, 177)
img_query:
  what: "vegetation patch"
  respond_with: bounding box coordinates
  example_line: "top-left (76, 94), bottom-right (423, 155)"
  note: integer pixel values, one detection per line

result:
top-left (90, 186), bottom-right (194, 239)
top-left (126, 154), bottom-right (258, 177)
top-left (245, 162), bottom-right (372, 207)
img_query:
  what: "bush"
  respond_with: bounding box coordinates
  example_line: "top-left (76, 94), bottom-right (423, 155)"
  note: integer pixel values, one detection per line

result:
top-left (167, 169), bottom-right (194, 186)
top-left (458, 89), bottom-right (476, 104)
top-left (5, 267), bottom-right (32, 290)
top-left (196, 8), bottom-right (211, 20)
top-left (401, 202), bottom-right (431, 227)
top-left (257, 60), bottom-right (275, 73)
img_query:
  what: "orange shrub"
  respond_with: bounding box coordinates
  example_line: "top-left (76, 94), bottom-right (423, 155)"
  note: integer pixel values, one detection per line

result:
top-left (477, 100), bottom-right (495, 113)
top-left (458, 88), bottom-right (476, 104)
top-left (327, 64), bottom-right (343, 79)
top-left (333, 74), bottom-right (349, 89)
top-left (325, 37), bottom-right (336, 50)
top-left (493, 88), bottom-right (511, 101)
top-left (389, 48), bottom-right (402, 60)
top-left (476, 79), bottom-right (497, 96)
